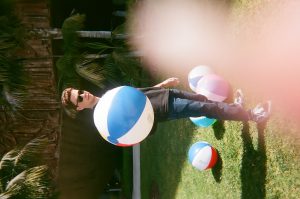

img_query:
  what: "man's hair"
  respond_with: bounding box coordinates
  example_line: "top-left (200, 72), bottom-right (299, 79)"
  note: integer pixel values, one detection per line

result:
top-left (61, 88), bottom-right (78, 119)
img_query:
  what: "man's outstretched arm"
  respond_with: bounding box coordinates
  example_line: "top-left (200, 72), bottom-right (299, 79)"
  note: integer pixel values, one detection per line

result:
top-left (154, 77), bottom-right (180, 88)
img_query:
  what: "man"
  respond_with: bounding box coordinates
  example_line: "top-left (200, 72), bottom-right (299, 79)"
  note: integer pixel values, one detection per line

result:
top-left (61, 77), bottom-right (271, 124)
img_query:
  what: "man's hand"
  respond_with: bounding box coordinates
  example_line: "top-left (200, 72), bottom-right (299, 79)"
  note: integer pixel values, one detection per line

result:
top-left (154, 77), bottom-right (180, 88)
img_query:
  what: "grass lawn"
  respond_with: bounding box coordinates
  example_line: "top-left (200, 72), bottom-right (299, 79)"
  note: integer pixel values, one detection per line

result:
top-left (140, 113), bottom-right (299, 199)
top-left (120, 1), bottom-right (300, 198)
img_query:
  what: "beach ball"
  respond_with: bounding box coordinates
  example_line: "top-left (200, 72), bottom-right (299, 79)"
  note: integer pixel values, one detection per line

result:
top-left (93, 86), bottom-right (154, 147)
top-left (196, 74), bottom-right (230, 102)
top-left (189, 116), bottom-right (216, 127)
top-left (188, 65), bottom-right (214, 92)
top-left (188, 141), bottom-right (218, 171)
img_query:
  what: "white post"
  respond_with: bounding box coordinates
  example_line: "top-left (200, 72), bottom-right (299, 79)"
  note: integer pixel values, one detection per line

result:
top-left (132, 144), bottom-right (141, 199)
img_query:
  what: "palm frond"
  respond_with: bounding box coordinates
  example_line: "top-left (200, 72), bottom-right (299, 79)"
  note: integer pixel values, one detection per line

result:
top-left (0, 59), bottom-right (27, 88)
top-left (0, 42), bottom-right (16, 51)
top-left (82, 42), bottom-right (116, 51)
top-left (0, 14), bottom-right (25, 55)
top-left (0, 149), bottom-right (19, 192)
top-left (3, 169), bottom-right (26, 197)
top-left (3, 165), bottom-right (52, 199)
top-left (13, 136), bottom-right (52, 174)
top-left (110, 51), bottom-right (147, 86)
top-left (61, 13), bottom-right (85, 52)
top-left (0, 136), bottom-right (56, 198)
top-left (0, 32), bottom-right (19, 51)
top-left (2, 85), bottom-right (26, 109)
top-left (58, 13), bottom-right (148, 91)
top-left (58, 14), bottom-right (87, 91)
top-left (103, 54), bottom-right (124, 81)
top-left (0, 149), bottom-right (19, 171)
top-left (0, 55), bottom-right (28, 109)
top-left (56, 53), bottom-right (77, 73)
top-left (75, 61), bottom-right (106, 88)
top-left (56, 53), bottom-right (81, 90)
top-left (112, 23), bottom-right (126, 36)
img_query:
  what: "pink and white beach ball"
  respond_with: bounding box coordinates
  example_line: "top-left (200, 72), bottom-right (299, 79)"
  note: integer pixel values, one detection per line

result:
top-left (196, 74), bottom-right (230, 102)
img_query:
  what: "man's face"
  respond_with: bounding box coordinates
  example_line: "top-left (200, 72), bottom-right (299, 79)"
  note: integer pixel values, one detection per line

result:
top-left (70, 89), bottom-right (97, 110)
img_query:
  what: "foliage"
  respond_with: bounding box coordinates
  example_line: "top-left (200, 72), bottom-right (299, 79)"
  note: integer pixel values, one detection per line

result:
top-left (139, 115), bottom-right (300, 199)
top-left (0, 0), bottom-right (28, 110)
top-left (0, 136), bottom-right (56, 199)
top-left (57, 13), bottom-right (150, 93)
top-left (56, 14), bottom-right (83, 90)
top-left (61, 14), bottom-right (85, 53)
top-left (0, 56), bottom-right (27, 110)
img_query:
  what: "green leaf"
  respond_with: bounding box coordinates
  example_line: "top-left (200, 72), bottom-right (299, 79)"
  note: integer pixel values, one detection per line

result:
top-left (82, 42), bottom-right (116, 50)
top-left (62, 14), bottom-right (85, 52)
top-left (0, 149), bottom-right (19, 192)
top-left (3, 165), bottom-right (52, 199)
top-left (13, 136), bottom-right (51, 173)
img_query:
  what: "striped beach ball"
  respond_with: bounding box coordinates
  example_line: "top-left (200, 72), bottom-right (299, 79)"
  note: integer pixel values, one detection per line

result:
top-left (196, 74), bottom-right (230, 102)
top-left (188, 66), bottom-right (216, 127)
top-left (93, 86), bottom-right (154, 147)
top-left (188, 65), bottom-right (214, 92)
top-left (189, 116), bottom-right (216, 127)
top-left (188, 141), bottom-right (218, 170)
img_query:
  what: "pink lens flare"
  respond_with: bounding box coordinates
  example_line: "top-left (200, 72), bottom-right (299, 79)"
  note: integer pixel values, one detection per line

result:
top-left (128, 0), bottom-right (300, 125)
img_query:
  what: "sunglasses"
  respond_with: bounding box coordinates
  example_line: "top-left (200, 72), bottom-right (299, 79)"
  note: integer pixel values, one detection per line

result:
top-left (76, 90), bottom-right (84, 106)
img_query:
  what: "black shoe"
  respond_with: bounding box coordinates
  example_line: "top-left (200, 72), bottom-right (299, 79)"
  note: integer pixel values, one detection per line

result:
top-left (234, 89), bottom-right (244, 107)
top-left (250, 101), bottom-right (272, 124)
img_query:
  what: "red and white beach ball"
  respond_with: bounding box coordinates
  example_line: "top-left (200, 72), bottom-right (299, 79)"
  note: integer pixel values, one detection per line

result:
top-left (188, 141), bottom-right (218, 170)
top-left (93, 86), bottom-right (154, 147)
top-left (196, 74), bottom-right (230, 102)
top-left (188, 65), bottom-right (214, 92)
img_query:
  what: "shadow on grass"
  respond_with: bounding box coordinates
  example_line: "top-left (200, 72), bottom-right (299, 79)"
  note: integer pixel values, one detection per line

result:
top-left (212, 150), bottom-right (223, 183)
top-left (211, 120), bottom-right (225, 182)
top-left (240, 122), bottom-right (267, 199)
top-left (141, 120), bottom-right (196, 199)
top-left (149, 181), bottom-right (160, 199)
top-left (212, 120), bottom-right (226, 140)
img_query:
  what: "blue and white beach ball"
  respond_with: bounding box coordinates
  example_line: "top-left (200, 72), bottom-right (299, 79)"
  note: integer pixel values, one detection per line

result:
top-left (196, 74), bottom-right (230, 102)
top-left (93, 86), bottom-right (154, 147)
top-left (189, 116), bottom-right (216, 127)
top-left (188, 65), bottom-right (214, 92)
top-left (188, 141), bottom-right (218, 171)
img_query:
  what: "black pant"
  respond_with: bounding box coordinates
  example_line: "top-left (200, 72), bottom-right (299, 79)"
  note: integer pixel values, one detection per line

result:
top-left (167, 89), bottom-right (250, 121)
